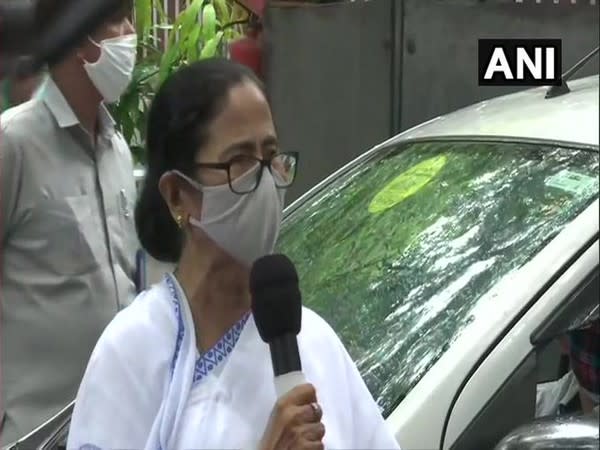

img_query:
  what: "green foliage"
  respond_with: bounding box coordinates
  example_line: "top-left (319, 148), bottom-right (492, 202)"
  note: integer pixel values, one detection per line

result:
top-left (277, 140), bottom-right (599, 414)
top-left (109, 0), bottom-right (245, 164)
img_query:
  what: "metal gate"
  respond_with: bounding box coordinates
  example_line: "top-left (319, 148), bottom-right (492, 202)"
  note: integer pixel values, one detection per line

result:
top-left (265, 0), bottom-right (599, 202)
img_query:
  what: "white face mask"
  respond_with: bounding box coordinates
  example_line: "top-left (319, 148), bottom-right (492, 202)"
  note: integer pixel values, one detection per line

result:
top-left (174, 166), bottom-right (286, 267)
top-left (84, 33), bottom-right (137, 104)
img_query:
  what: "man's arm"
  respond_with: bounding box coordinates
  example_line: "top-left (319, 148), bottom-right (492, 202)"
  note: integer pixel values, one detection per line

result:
top-left (0, 128), bottom-right (24, 244)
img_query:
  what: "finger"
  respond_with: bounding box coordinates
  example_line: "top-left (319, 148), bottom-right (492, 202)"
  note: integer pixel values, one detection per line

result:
top-left (276, 404), bottom-right (304, 429)
top-left (298, 403), bottom-right (323, 423)
top-left (287, 431), bottom-right (325, 450)
top-left (281, 383), bottom-right (318, 406)
top-left (299, 440), bottom-right (324, 450)
top-left (299, 422), bottom-right (326, 441)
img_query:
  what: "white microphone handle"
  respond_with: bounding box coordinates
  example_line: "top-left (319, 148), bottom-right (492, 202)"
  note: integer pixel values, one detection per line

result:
top-left (274, 370), bottom-right (306, 398)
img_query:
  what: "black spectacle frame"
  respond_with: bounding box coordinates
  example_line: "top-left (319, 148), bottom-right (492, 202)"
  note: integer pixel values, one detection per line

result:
top-left (194, 151), bottom-right (300, 194)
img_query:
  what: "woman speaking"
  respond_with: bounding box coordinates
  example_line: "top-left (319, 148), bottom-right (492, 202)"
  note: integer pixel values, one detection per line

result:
top-left (67, 58), bottom-right (401, 450)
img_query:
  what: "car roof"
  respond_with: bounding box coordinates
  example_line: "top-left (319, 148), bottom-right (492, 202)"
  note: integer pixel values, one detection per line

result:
top-left (287, 75), bottom-right (599, 217)
top-left (389, 75), bottom-right (599, 148)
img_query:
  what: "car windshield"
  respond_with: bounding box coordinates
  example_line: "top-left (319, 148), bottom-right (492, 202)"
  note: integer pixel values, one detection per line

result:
top-left (276, 139), bottom-right (599, 416)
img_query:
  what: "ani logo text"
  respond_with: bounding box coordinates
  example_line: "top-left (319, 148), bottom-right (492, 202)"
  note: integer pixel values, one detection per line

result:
top-left (478, 39), bottom-right (562, 87)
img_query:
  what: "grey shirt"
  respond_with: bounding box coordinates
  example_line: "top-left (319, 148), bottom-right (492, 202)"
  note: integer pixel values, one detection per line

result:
top-left (0, 77), bottom-right (137, 444)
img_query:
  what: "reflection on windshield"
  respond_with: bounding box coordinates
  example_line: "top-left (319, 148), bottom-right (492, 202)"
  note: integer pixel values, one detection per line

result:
top-left (277, 140), bottom-right (599, 415)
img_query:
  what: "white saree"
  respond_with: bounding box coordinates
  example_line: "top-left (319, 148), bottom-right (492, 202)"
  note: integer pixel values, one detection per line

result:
top-left (67, 274), bottom-right (401, 450)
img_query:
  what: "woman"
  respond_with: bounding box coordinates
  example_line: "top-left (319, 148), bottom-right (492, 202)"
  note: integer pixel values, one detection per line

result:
top-left (67, 58), bottom-right (401, 450)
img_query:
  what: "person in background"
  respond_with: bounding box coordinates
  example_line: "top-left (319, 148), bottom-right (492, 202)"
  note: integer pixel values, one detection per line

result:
top-left (0, 0), bottom-right (138, 443)
top-left (536, 319), bottom-right (600, 418)
top-left (67, 58), bottom-right (401, 450)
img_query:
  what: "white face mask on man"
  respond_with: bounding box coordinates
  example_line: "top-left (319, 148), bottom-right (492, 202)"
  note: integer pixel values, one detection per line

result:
top-left (84, 33), bottom-right (137, 104)
top-left (173, 166), bottom-right (286, 267)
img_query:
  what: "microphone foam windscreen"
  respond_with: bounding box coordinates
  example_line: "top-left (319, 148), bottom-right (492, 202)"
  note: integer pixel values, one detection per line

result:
top-left (250, 254), bottom-right (302, 343)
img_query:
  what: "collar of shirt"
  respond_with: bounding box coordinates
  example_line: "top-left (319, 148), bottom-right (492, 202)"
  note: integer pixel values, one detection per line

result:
top-left (39, 75), bottom-right (117, 140)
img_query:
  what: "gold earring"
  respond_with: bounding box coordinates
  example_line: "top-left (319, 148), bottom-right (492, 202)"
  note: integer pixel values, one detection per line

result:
top-left (175, 214), bottom-right (184, 229)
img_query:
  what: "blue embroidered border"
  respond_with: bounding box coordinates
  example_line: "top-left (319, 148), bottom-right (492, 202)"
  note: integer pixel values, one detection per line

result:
top-left (165, 274), bottom-right (250, 386)
top-left (193, 314), bottom-right (249, 384)
top-left (165, 274), bottom-right (185, 377)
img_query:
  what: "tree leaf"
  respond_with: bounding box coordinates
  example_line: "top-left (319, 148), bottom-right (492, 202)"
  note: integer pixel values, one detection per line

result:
top-left (181, 0), bottom-right (204, 37)
top-left (164, 6), bottom-right (191, 51)
top-left (213, 0), bottom-right (229, 19)
top-left (123, 0), bottom-right (239, 161)
top-left (186, 26), bottom-right (202, 61)
top-left (159, 44), bottom-right (181, 84)
top-left (201, 3), bottom-right (217, 42)
top-left (200, 31), bottom-right (224, 59)
top-left (135, 0), bottom-right (152, 39)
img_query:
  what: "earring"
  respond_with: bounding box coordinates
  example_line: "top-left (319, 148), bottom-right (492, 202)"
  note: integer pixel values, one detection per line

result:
top-left (175, 214), bottom-right (184, 229)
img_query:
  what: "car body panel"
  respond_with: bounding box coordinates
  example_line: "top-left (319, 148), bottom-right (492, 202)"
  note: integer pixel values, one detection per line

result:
top-left (385, 199), bottom-right (599, 449)
top-left (445, 239), bottom-right (599, 449)
top-left (389, 76), bottom-right (599, 148)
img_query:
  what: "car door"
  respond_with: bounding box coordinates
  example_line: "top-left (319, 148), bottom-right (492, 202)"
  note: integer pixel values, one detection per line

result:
top-left (1, 401), bottom-right (73, 450)
top-left (440, 239), bottom-right (599, 450)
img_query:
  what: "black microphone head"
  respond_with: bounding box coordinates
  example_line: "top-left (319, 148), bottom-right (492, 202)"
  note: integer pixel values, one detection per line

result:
top-left (250, 254), bottom-right (302, 343)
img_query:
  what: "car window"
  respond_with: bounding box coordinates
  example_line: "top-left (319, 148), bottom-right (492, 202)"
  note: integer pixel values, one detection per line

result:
top-left (277, 139), bottom-right (599, 416)
top-left (532, 269), bottom-right (599, 346)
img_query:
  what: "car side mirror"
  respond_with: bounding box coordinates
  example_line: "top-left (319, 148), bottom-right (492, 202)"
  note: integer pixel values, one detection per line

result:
top-left (494, 412), bottom-right (599, 450)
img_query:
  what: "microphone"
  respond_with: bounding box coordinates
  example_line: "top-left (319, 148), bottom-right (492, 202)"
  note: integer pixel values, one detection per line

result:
top-left (250, 254), bottom-right (305, 398)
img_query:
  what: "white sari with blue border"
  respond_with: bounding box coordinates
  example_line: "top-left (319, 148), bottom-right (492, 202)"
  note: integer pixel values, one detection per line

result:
top-left (67, 274), bottom-right (401, 450)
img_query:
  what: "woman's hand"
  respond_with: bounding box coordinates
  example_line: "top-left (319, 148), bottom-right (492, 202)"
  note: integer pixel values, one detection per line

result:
top-left (259, 383), bottom-right (326, 450)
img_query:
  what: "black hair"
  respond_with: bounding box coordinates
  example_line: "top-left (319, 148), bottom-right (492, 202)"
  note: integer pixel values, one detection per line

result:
top-left (35, 0), bottom-right (133, 40)
top-left (34, 0), bottom-right (133, 71)
top-left (135, 58), bottom-right (264, 263)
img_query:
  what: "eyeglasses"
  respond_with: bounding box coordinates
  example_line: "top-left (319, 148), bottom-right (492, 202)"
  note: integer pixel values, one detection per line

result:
top-left (195, 151), bottom-right (299, 195)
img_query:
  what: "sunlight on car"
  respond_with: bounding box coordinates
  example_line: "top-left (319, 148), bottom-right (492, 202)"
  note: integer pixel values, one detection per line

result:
top-left (368, 154), bottom-right (448, 214)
